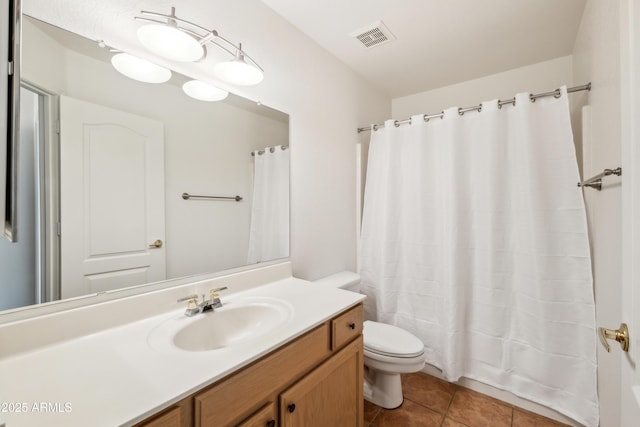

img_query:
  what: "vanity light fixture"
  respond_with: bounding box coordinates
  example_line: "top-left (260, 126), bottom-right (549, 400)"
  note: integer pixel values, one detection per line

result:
top-left (213, 44), bottom-right (264, 86)
top-left (135, 7), bottom-right (264, 86)
top-left (182, 79), bottom-right (229, 102)
top-left (110, 52), bottom-right (172, 83)
top-left (137, 23), bottom-right (204, 62)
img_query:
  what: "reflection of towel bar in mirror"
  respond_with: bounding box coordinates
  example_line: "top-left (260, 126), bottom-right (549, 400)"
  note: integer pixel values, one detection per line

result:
top-left (577, 167), bottom-right (622, 191)
top-left (181, 192), bottom-right (243, 202)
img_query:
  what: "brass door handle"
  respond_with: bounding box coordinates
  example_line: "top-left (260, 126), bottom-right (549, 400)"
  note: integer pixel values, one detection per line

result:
top-left (148, 239), bottom-right (163, 248)
top-left (598, 323), bottom-right (629, 352)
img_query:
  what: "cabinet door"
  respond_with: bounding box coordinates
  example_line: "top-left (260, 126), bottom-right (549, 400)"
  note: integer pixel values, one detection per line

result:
top-left (237, 402), bottom-right (277, 427)
top-left (134, 398), bottom-right (192, 427)
top-left (195, 325), bottom-right (330, 426)
top-left (135, 406), bottom-right (182, 427)
top-left (279, 336), bottom-right (363, 427)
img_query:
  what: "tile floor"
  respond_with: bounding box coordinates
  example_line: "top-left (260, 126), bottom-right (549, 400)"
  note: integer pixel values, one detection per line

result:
top-left (364, 372), bottom-right (571, 427)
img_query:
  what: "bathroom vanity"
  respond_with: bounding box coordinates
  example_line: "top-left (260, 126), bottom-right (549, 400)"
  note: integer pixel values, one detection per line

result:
top-left (0, 262), bottom-right (365, 427)
top-left (137, 304), bottom-right (363, 427)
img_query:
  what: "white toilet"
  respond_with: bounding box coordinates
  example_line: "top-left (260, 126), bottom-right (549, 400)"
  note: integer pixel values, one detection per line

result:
top-left (315, 271), bottom-right (426, 409)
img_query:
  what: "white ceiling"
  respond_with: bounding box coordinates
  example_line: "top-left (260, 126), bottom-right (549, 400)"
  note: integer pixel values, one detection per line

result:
top-left (260, 0), bottom-right (587, 98)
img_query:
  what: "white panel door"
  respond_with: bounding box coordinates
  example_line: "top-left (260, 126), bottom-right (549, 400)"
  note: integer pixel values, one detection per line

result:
top-left (621, 0), bottom-right (640, 424)
top-left (59, 96), bottom-right (165, 298)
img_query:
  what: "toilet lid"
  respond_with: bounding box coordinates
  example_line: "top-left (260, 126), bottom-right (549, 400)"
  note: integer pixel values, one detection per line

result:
top-left (363, 321), bottom-right (424, 358)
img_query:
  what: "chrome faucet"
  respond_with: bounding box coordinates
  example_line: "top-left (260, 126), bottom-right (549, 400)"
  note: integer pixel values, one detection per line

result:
top-left (177, 287), bottom-right (228, 317)
top-left (176, 294), bottom-right (201, 317)
top-left (208, 286), bottom-right (228, 310)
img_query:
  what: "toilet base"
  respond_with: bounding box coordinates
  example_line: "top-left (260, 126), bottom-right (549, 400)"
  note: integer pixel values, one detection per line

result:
top-left (363, 367), bottom-right (404, 409)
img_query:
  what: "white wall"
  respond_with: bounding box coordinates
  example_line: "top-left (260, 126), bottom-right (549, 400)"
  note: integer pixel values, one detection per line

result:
top-left (392, 56), bottom-right (574, 118)
top-left (572, 1), bottom-right (622, 426)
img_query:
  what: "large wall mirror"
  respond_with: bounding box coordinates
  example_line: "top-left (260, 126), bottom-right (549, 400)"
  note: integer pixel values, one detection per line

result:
top-left (0, 5), bottom-right (290, 316)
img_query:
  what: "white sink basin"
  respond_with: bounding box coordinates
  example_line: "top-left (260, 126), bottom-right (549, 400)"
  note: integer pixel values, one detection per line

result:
top-left (148, 297), bottom-right (293, 352)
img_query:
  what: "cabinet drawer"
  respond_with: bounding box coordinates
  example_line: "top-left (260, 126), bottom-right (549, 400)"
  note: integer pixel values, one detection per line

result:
top-left (331, 304), bottom-right (363, 350)
top-left (135, 397), bottom-right (192, 427)
top-left (135, 405), bottom-right (182, 427)
top-left (195, 324), bottom-right (330, 427)
top-left (236, 402), bottom-right (276, 427)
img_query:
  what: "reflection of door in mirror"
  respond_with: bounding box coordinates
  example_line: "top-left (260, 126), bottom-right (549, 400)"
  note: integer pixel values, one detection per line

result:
top-left (0, 86), bottom-right (44, 310)
top-left (59, 96), bottom-right (166, 298)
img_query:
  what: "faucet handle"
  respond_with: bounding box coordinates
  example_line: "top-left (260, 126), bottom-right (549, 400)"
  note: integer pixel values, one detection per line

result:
top-left (210, 286), bottom-right (228, 298)
top-left (177, 294), bottom-right (198, 303)
top-left (178, 294), bottom-right (198, 310)
top-left (178, 294), bottom-right (201, 316)
top-left (210, 286), bottom-right (228, 308)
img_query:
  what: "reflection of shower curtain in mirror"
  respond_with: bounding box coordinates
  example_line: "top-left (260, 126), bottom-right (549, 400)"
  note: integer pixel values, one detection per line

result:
top-left (359, 87), bottom-right (598, 427)
top-left (247, 146), bottom-right (290, 263)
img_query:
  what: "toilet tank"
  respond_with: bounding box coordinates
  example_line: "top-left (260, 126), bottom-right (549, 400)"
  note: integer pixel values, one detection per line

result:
top-left (314, 271), bottom-right (361, 292)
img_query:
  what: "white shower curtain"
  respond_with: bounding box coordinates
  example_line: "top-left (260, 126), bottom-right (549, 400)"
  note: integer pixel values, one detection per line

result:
top-left (247, 145), bottom-right (290, 264)
top-left (359, 87), bottom-right (598, 427)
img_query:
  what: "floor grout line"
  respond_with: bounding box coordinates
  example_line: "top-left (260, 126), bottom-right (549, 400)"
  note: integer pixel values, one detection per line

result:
top-left (367, 372), bottom-right (570, 427)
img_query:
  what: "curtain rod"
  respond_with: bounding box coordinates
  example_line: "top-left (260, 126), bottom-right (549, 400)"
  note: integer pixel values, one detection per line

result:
top-left (357, 83), bottom-right (592, 133)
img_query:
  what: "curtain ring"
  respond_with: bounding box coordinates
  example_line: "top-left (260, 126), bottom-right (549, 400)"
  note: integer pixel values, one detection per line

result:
top-left (477, 104), bottom-right (483, 112)
top-left (439, 111), bottom-right (444, 119)
top-left (554, 88), bottom-right (562, 98)
top-left (423, 114), bottom-right (429, 123)
top-left (458, 107), bottom-right (464, 116)
top-left (372, 124), bottom-right (379, 131)
top-left (269, 146), bottom-right (275, 153)
top-left (498, 101), bottom-right (502, 109)
top-left (394, 120), bottom-right (400, 127)
top-left (530, 94), bottom-right (536, 103)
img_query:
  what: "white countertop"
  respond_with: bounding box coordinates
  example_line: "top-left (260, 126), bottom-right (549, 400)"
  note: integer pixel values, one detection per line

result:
top-left (0, 275), bottom-right (364, 427)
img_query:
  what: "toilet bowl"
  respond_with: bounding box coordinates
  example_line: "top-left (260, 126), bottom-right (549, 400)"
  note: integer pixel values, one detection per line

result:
top-left (315, 272), bottom-right (426, 409)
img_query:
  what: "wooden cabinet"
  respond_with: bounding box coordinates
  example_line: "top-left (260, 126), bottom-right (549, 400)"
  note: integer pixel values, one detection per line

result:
top-left (137, 304), bottom-right (363, 427)
top-left (194, 324), bottom-right (331, 426)
top-left (280, 336), bottom-right (363, 427)
top-left (135, 406), bottom-right (181, 427)
top-left (134, 398), bottom-right (192, 427)
top-left (331, 304), bottom-right (363, 350)
top-left (236, 403), bottom-right (277, 427)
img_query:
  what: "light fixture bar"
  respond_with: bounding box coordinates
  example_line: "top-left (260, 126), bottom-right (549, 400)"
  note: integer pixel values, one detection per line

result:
top-left (134, 7), bottom-right (264, 81)
top-left (211, 35), bottom-right (264, 72)
top-left (137, 9), bottom-right (212, 36)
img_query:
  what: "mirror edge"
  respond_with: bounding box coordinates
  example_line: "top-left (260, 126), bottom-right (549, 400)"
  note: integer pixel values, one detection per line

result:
top-left (1, 0), bottom-right (21, 241)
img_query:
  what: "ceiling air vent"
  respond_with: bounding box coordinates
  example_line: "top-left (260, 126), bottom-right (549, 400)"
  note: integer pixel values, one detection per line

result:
top-left (349, 20), bottom-right (396, 49)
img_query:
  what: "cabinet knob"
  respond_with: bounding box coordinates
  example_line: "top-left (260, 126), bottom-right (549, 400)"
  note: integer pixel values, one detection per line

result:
top-left (266, 420), bottom-right (276, 427)
top-left (348, 322), bottom-right (356, 330)
top-left (287, 403), bottom-right (296, 413)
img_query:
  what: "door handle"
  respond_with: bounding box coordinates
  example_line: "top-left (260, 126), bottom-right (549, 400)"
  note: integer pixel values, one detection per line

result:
top-left (148, 239), bottom-right (163, 248)
top-left (598, 323), bottom-right (629, 352)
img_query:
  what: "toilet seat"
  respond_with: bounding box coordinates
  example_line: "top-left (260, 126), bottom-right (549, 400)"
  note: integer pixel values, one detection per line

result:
top-left (363, 320), bottom-right (424, 358)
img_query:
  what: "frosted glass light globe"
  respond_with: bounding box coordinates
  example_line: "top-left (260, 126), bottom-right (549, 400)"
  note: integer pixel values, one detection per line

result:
top-left (182, 80), bottom-right (229, 102)
top-left (111, 53), bottom-right (172, 83)
top-left (137, 24), bottom-right (204, 62)
top-left (214, 59), bottom-right (264, 86)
